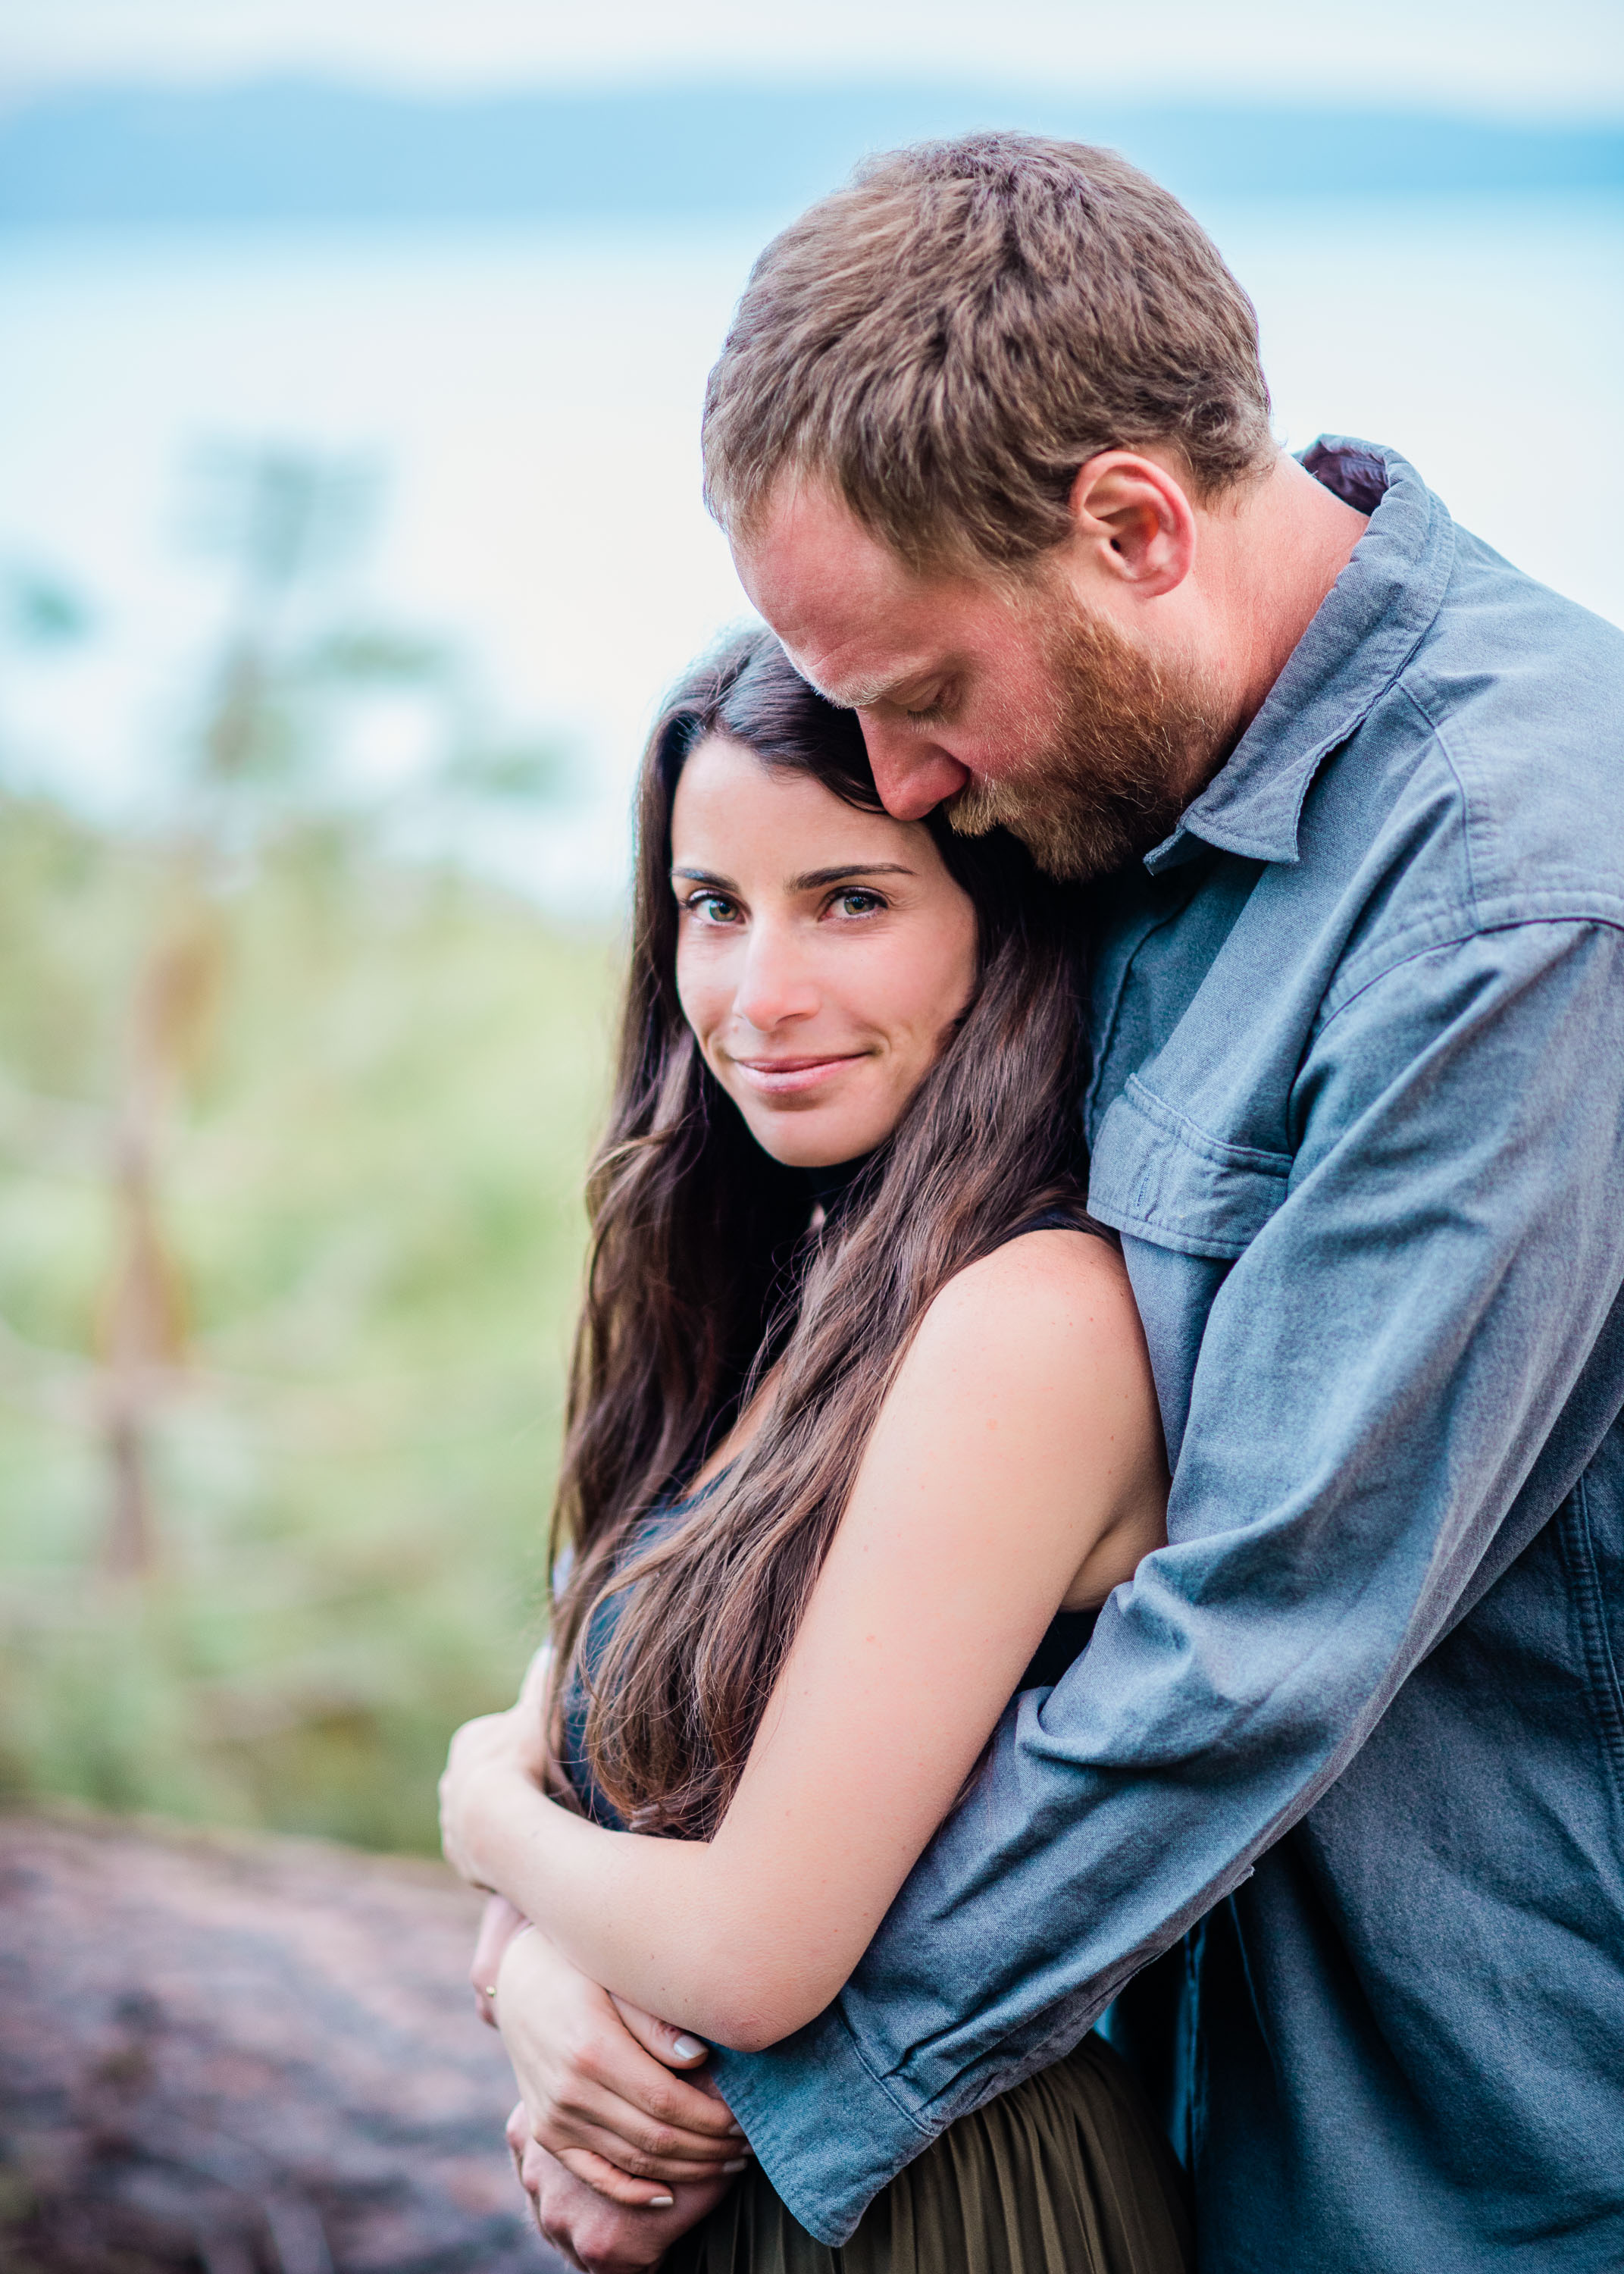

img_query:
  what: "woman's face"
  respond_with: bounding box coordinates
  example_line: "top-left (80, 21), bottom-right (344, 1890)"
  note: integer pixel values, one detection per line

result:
top-left (671, 734), bottom-right (979, 1169)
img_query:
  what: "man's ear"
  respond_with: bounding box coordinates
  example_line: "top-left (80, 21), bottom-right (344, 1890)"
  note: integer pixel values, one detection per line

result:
top-left (1065, 451), bottom-right (1197, 599)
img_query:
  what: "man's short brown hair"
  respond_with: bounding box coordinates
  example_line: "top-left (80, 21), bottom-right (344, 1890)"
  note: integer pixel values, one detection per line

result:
top-left (702, 133), bottom-right (1275, 574)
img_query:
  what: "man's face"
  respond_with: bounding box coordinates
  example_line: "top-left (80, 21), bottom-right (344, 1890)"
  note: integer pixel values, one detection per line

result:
top-left (734, 478), bottom-right (1228, 879)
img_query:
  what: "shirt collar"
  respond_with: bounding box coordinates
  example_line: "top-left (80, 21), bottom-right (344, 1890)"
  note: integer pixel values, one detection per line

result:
top-left (1144, 437), bottom-right (1456, 874)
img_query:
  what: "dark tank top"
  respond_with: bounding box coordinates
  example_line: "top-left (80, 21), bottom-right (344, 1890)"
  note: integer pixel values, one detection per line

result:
top-left (559, 1203), bottom-right (1108, 1829)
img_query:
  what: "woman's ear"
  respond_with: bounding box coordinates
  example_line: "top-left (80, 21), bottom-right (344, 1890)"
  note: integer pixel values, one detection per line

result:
top-left (1065, 450), bottom-right (1197, 600)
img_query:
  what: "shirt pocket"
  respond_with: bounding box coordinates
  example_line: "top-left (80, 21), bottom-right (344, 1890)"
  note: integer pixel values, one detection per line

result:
top-left (1087, 1073), bottom-right (1292, 1262)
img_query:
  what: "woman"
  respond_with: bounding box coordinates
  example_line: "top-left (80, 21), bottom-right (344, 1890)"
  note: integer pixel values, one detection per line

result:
top-left (440, 628), bottom-right (1191, 2272)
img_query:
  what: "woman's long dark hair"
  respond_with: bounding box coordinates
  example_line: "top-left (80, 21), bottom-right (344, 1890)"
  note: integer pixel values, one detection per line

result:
top-left (546, 627), bottom-right (1094, 1838)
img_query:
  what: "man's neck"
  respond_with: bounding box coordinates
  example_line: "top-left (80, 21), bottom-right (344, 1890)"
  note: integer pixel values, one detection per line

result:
top-left (1207, 453), bottom-right (1372, 740)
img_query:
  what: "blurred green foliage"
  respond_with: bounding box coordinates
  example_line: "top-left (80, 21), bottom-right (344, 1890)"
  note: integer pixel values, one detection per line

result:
top-left (0, 793), bottom-right (616, 1852)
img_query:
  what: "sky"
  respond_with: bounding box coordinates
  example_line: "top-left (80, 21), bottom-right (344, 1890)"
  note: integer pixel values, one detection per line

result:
top-left (2, 0), bottom-right (1621, 118)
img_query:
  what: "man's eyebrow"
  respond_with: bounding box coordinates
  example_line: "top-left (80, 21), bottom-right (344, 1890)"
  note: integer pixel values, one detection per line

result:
top-left (825, 674), bottom-right (937, 710)
top-left (790, 653), bottom-right (945, 711)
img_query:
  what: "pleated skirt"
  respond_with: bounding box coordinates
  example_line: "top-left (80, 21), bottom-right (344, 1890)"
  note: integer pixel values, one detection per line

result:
top-left (666, 2034), bottom-right (1194, 2274)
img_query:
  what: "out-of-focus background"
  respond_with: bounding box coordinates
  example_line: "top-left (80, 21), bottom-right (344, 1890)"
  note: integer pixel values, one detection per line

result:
top-left (2, 0), bottom-right (1621, 1857)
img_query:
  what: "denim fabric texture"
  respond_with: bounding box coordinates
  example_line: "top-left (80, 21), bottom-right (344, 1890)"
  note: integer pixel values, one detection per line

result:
top-left (710, 441), bottom-right (1624, 2270)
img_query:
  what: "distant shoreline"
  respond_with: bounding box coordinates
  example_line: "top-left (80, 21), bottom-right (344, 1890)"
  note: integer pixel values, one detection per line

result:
top-left (2, 80), bottom-right (1622, 230)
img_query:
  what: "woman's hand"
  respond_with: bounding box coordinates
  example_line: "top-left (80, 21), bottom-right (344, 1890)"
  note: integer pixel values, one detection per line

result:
top-left (496, 1925), bottom-right (750, 2207)
top-left (440, 1708), bottom-right (537, 1887)
top-left (470, 1893), bottom-right (530, 2028)
top-left (448, 1646), bottom-right (744, 2205)
top-left (440, 1645), bottom-right (552, 1889)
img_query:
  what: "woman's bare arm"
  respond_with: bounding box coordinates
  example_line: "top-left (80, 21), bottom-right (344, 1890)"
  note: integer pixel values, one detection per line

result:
top-left (441, 1229), bottom-right (1165, 2051)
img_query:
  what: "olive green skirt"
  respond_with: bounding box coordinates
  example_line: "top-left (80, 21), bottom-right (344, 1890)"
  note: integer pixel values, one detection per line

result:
top-left (667, 2035), bottom-right (1194, 2274)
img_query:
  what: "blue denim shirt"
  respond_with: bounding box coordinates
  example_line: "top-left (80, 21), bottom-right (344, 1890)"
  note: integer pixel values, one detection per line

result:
top-left (712, 440), bottom-right (1624, 2269)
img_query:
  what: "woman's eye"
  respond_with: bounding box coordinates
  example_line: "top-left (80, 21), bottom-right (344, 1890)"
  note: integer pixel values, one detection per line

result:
top-left (831, 888), bottom-right (884, 916)
top-left (687, 892), bottom-right (739, 924)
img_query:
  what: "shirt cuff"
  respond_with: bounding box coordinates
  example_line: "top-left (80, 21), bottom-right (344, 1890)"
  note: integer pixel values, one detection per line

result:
top-left (710, 2005), bottom-right (934, 2247)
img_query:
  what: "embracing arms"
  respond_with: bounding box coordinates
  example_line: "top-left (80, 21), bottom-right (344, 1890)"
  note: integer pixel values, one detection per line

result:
top-left (441, 1226), bottom-right (1166, 2051)
top-left (702, 917), bottom-right (1624, 2238)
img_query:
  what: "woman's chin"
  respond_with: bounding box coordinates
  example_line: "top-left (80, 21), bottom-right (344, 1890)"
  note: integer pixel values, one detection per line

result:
top-left (747, 1109), bottom-right (887, 1172)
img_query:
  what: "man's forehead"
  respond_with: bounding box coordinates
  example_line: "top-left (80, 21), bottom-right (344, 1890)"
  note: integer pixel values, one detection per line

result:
top-left (749, 581), bottom-right (946, 711)
top-left (734, 484), bottom-right (970, 706)
top-left (737, 482), bottom-right (902, 617)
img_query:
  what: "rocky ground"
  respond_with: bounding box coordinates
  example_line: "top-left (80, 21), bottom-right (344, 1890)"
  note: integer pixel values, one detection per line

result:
top-left (0, 1810), bottom-right (567, 2273)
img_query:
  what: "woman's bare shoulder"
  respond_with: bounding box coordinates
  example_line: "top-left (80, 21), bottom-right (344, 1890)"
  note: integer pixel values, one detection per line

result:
top-left (884, 1223), bottom-right (1153, 1457)
top-left (917, 1225), bottom-right (1138, 1353)
top-left (881, 1226), bottom-right (1162, 1594)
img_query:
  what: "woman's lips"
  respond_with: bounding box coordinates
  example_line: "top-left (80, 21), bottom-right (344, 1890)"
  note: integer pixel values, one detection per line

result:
top-left (730, 1053), bottom-right (866, 1098)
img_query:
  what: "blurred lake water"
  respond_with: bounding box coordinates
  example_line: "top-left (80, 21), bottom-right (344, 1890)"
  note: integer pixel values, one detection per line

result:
top-left (3, 190), bottom-right (1621, 909)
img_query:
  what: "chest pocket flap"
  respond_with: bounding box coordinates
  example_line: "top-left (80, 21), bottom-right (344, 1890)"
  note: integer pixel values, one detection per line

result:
top-left (1087, 1075), bottom-right (1291, 1262)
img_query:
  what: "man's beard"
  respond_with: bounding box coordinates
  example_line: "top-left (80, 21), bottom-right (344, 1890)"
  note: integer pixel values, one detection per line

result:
top-left (947, 603), bottom-right (1231, 881)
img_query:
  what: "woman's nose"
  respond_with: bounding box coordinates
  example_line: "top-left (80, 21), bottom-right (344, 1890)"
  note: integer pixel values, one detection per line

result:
top-left (733, 920), bottom-right (819, 1032)
top-left (857, 716), bottom-right (971, 821)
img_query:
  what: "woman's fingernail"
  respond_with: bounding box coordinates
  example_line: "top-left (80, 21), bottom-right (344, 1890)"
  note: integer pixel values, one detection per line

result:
top-left (649, 2194), bottom-right (674, 2207)
top-left (723, 2159), bottom-right (748, 2174)
top-left (671, 2034), bottom-right (707, 2059)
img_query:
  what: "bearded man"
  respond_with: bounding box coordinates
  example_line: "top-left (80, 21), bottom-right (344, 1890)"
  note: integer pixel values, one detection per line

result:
top-left (496, 135), bottom-right (1624, 2272)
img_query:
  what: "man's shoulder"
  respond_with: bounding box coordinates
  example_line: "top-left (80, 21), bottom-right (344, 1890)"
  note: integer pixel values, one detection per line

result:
top-left (1353, 532), bottom-right (1624, 935)
top-left (1408, 525), bottom-right (1624, 741)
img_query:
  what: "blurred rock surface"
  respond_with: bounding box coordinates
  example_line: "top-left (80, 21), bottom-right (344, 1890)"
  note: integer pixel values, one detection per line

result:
top-left (0, 1809), bottom-right (565, 2272)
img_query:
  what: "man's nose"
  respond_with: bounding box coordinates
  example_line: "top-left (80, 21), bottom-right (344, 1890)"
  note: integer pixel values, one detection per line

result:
top-left (858, 716), bottom-right (972, 821)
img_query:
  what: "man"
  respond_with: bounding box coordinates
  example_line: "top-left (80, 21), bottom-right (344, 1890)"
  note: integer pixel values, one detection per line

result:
top-left (505, 135), bottom-right (1624, 2269)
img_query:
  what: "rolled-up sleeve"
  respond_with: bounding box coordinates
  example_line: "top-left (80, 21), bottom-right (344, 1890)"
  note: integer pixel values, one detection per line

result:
top-left (712, 918), bottom-right (1624, 2244)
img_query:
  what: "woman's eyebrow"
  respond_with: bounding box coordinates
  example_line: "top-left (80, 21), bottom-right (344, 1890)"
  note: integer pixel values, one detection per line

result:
top-left (790, 862), bottom-right (916, 890)
top-left (672, 860), bottom-right (916, 891)
top-left (671, 865), bottom-right (736, 887)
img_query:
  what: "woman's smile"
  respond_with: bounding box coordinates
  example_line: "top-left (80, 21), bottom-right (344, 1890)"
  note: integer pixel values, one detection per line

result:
top-left (727, 1050), bottom-right (871, 1098)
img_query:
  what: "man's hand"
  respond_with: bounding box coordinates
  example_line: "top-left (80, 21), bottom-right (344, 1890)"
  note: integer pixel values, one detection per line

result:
top-left (496, 1925), bottom-right (749, 2205)
top-left (508, 2110), bottom-right (733, 2274)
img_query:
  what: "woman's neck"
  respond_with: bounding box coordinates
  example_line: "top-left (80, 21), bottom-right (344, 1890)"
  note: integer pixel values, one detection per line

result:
top-left (801, 1151), bottom-right (875, 1223)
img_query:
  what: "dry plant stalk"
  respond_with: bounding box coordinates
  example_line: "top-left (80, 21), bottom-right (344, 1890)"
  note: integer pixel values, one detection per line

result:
top-left (97, 894), bottom-right (222, 1578)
